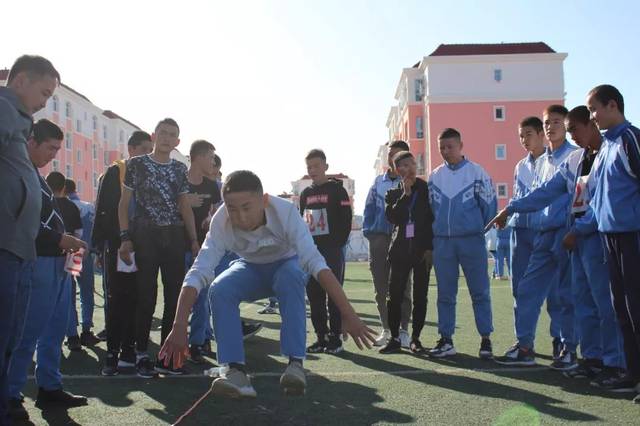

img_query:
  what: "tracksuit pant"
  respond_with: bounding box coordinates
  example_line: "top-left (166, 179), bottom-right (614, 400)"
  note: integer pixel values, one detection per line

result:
top-left (104, 242), bottom-right (136, 355)
top-left (433, 235), bottom-right (493, 338)
top-left (8, 256), bottom-right (71, 399)
top-left (572, 233), bottom-right (625, 368)
top-left (367, 233), bottom-right (411, 331)
top-left (209, 256), bottom-right (306, 364)
top-left (186, 251), bottom-right (214, 347)
top-left (307, 246), bottom-right (345, 338)
top-left (515, 228), bottom-right (576, 351)
top-left (496, 239), bottom-right (511, 277)
top-left (67, 253), bottom-right (95, 336)
top-left (604, 232), bottom-right (640, 382)
top-left (388, 255), bottom-right (431, 340)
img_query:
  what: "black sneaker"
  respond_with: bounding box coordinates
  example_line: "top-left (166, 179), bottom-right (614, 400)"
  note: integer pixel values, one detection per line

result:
top-left (325, 334), bottom-right (344, 355)
top-left (80, 331), bottom-right (101, 346)
top-left (242, 322), bottom-right (263, 340)
top-left (552, 337), bottom-right (562, 360)
top-left (35, 388), bottom-right (88, 408)
top-left (96, 329), bottom-right (108, 341)
top-left (409, 339), bottom-right (426, 354)
top-left (590, 367), bottom-right (637, 392)
top-left (202, 339), bottom-right (214, 356)
top-left (550, 349), bottom-right (578, 371)
top-left (189, 344), bottom-right (206, 364)
top-left (66, 335), bottom-right (82, 351)
top-left (136, 356), bottom-right (159, 378)
top-left (101, 352), bottom-right (119, 376)
top-left (479, 338), bottom-right (493, 359)
top-left (428, 337), bottom-right (456, 358)
top-left (563, 358), bottom-right (603, 379)
top-left (379, 337), bottom-right (402, 354)
top-left (307, 336), bottom-right (328, 354)
top-left (494, 343), bottom-right (536, 366)
top-left (118, 350), bottom-right (136, 368)
top-left (634, 393), bottom-right (640, 404)
top-left (8, 398), bottom-right (29, 421)
top-left (155, 358), bottom-right (186, 375)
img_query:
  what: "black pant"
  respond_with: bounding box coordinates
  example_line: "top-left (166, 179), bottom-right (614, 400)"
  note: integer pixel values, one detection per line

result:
top-left (307, 246), bottom-right (345, 337)
top-left (133, 225), bottom-right (185, 353)
top-left (104, 242), bottom-right (136, 354)
top-left (388, 254), bottom-right (431, 340)
top-left (605, 232), bottom-right (640, 381)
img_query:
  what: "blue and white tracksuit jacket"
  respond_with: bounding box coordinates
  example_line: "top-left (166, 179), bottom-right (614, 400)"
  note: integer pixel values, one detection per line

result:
top-left (363, 171), bottom-right (400, 237)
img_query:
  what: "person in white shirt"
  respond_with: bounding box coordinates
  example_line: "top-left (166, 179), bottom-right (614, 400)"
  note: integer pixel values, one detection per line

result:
top-left (159, 170), bottom-right (374, 397)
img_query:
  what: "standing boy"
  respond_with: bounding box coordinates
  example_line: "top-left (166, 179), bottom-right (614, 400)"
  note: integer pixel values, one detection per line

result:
top-left (300, 149), bottom-right (352, 354)
top-left (427, 128), bottom-right (497, 359)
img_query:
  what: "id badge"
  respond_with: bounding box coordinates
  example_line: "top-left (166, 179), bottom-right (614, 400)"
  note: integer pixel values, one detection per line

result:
top-left (405, 222), bottom-right (415, 238)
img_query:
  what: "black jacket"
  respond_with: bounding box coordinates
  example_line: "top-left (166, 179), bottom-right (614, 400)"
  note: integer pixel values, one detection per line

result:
top-left (385, 177), bottom-right (434, 262)
top-left (35, 175), bottom-right (66, 257)
top-left (299, 179), bottom-right (352, 248)
top-left (92, 162), bottom-right (123, 250)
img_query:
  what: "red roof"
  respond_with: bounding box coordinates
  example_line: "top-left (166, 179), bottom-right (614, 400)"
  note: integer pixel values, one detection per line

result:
top-left (429, 42), bottom-right (555, 57)
top-left (102, 110), bottom-right (141, 130)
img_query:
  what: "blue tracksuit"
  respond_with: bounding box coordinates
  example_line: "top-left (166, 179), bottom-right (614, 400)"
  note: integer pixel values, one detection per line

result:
top-left (363, 171), bottom-right (400, 237)
top-left (429, 159), bottom-right (497, 338)
top-left (496, 228), bottom-right (511, 277)
top-left (506, 141), bottom-right (578, 351)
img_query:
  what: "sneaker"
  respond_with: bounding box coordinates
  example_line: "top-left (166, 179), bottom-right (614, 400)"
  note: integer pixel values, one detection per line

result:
top-left (563, 358), bottom-right (603, 379)
top-left (325, 334), bottom-right (344, 355)
top-left (242, 322), bottom-right (263, 340)
top-left (633, 393), bottom-right (640, 404)
top-left (35, 387), bottom-right (88, 408)
top-left (549, 349), bottom-right (578, 371)
top-left (136, 356), bottom-right (159, 378)
top-left (8, 398), bottom-right (29, 421)
top-left (211, 367), bottom-right (257, 398)
top-left (428, 337), bottom-right (456, 358)
top-left (96, 329), bottom-right (108, 341)
top-left (373, 329), bottom-right (391, 347)
top-left (155, 358), bottom-right (186, 375)
top-left (479, 338), bottom-right (493, 360)
top-left (590, 367), bottom-right (637, 392)
top-left (118, 350), bottom-right (136, 368)
top-left (257, 305), bottom-right (278, 314)
top-left (410, 339), bottom-right (426, 354)
top-left (80, 331), bottom-right (101, 346)
top-left (189, 344), bottom-right (206, 364)
top-left (552, 338), bottom-right (562, 360)
top-left (101, 352), bottom-right (119, 376)
top-left (280, 361), bottom-right (306, 396)
top-left (307, 336), bottom-right (328, 354)
top-left (399, 329), bottom-right (411, 349)
top-left (379, 337), bottom-right (402, 354)
top-left (66, 335), bottom-right (82, 351)
top-left (494, 343), bottom-right (536, 366)
top-left (202, 339), bottom-right (214, 356)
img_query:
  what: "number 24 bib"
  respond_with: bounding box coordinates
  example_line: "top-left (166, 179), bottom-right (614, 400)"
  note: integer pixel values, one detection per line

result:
top-left (304, 208), bottom-right (330, 236)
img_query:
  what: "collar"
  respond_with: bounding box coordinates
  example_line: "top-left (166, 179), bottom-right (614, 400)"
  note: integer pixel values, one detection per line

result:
top-left (382, 170), bottom-right (398, 182)
top-left (0, 87), bottom-right (32, 120)
top-left (68, 193), bottom-right (80, 201)
top-left (546, 140), bottom-right (571, 159)
top-left (604, 120), bottom-right (631, 141)
top-left (445, 157), bottom-right (468, 171)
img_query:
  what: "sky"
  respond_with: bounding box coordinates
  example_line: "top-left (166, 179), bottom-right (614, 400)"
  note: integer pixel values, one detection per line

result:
top-left (2, 0), bottom-right (639, 212)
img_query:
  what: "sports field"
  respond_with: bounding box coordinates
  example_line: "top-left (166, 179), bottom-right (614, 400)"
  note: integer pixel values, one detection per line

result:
top-left (18, 262), bottom-right (637, 425)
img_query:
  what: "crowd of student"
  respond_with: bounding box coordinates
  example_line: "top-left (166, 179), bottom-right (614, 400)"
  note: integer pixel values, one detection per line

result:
top-left (1, 53), bottom-right (639, 424)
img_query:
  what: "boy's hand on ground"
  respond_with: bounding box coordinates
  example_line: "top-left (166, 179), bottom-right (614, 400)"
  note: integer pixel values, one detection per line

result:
top-left (485, 208), bottom-right (509, 232)
top-left (341, 312), bottom-right (376, 350)
top-left (158, 324), bottom-right (189, 369)
top-left (562, 232), bottom-right (577, 251)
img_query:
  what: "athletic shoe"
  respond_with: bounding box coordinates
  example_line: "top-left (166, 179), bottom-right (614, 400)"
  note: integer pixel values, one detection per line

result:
top-left (552, 338), bottom-right (562, 360)
top-left (257, 305), bottom-right (278, 314)
top-left (399, 329), bottom-right (411, 349)
top-left (101, 352), bottom-right (119, 376)
top-left (35, 388), bottom-right (88, 408)
top-left (211, 367), bottom-right (257, 398)
top-left (373, 329), bottom-right (391, 347)
top-left (590, 367), bottom-right (637, 392)
top-left (155, 358), bottom-right (186, 375)
top-left (202, 339), bottom-right (214, 356)
top-left (428, 337), bottom-right (456, 358)
top-left (242, 322), bottom-right (263, 340)
top-left (189, 345), bottom-right (206, 364)
top-left (326, 334), bottom-right (344, 355)
top-left (307, 336), bottom-right (328, 354)
top-left (494, 343), bottom-right (535, 366)
top-left (8, 398), bottom-right (29, 421)
top-left (563, 358), bottom-right (603, 379)
top-left (80, 331), bottom-right (101, 346)
top-left (633, 393), bottom-right (640, 404)
top-left (66, 335), bottom-right (82, 351)
top-left (118, 350), bottom-right (136, 368)
top-left (280, 361), bottom-right (306, 396)
top-left (135, 356), bottom-right (159, 378)
top-left (379, 337), bottom-right (402, 354)
top-left (410, 339), bottom-right (426, 354)
top-left (479, 338), bottom-right (493, 359)
top-left (96, 329), bottom-right (108, 341)
top-left (549, 349), bottom-right (578, 371)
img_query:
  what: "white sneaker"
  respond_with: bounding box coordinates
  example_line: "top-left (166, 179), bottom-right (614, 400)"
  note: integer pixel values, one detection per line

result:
top-left (399, 329), bottom-right (411, 349)
top-left (211, 367), bottom-right (257, 398)
top-left (280, 362), bottom-right (306, 395)
top-left (373, 329), bottom-right (391, 347)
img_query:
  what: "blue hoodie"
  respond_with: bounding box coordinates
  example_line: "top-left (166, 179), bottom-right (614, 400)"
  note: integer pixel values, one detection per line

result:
top-left (588, 121), bottom-right (640, 233)
top-left (508, 152), bottom-right (546, 229)
top-left (428, 159), bottom-right (497, 237)
top-left (363, 171), bottom-right (400, 237)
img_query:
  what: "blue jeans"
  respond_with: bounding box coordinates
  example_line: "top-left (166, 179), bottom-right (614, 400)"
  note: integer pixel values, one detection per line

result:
top-left (209, 256), bottom-right (307, 364)
top-left (0, 250), bottom-right (32, 425)
top-left (67, 253), bottom-right (95, 336)
top-left (433, 235), bottom-right (493, 338)
top-left (8, 256), bottom-right (71, 398)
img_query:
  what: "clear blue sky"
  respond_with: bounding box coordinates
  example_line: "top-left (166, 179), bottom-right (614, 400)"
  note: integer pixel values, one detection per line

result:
top-left (2, 0), bottom-right (638, 211)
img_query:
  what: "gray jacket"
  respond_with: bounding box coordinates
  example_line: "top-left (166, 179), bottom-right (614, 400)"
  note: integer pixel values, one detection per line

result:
top-left (0, 87), bottom-right (41, 261)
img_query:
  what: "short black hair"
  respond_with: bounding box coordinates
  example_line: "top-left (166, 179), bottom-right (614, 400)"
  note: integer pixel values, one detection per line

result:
top-left (222, 170), bottom-right (263, 196)
top-left (438, 128), bottom-right (461, 140)
top-left (392, 150), bottom-right (414, 167)
top-left (388, 140), bottom-right (410, 151)
top-left (589, 84), bottom-right (625, 114)
top-left (519, 116), bottom-right (543, 133)
top-left (305, 149), bottom-right (326, 162)
top-left (190, 140), bottom-right (215, 159)
top-left (46, 171), bottom-right (66, 192)
top-left (214, 154), bottom-right (221, 168)
top-left (155, 118), bottom-right (180, 135)
top-left (567, 106), bottom-right (591, 125)
top-left (543, 104), bottom-right (569, 117)
top-left (8, 55), bottom-right (60, 84)
top-left (32, 119), bottom-right (63, 144)
top-left (65, 179), bottom-right (77, 193)
top-left (128, 130), bottom-right (152, 147)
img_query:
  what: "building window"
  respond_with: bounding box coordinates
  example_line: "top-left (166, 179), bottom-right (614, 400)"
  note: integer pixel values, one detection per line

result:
top-left (77, 181), bottom-right (83, 194)
top-left (65, 102), bottom-right (72, 118)
top-left (65, 165), bottom-right (72, 178)
top-left (497, 183), bottom-right (508, 199)
top-left (416, 153), bottom-right (425, 176)
top-left (495, 144), bottom-right (506, 160)
top-left (414, 79), bottom-right (424, 102)
top-left (93, 116), bottom-right (98, 131)
top-left (92, 144), bottom-right (98, 160)
top-left (416, 116), bottom-right (424, 139)
top-left (52, 96), bottom-right (59, 112)
top-left (104, 151), bottom-right (110, 166)
top-left (76, 119), bottom-right (82, 133)
top-left (93, 172), bottom-right (99, 189)
top-left (494, 106), bottom-right (505, 121)
top-left (119, 129), bottom-right (124, 143)
top-left (65, 133), bottom-right (72, 150)
top-left (494, 69), bottom-right (502, 82)
top-left (103, 125), bottom-right (108, 140)
top-left (52, 159), bottom-right (59, 172)
top-left (76, 149), bottom-right (82, 164)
